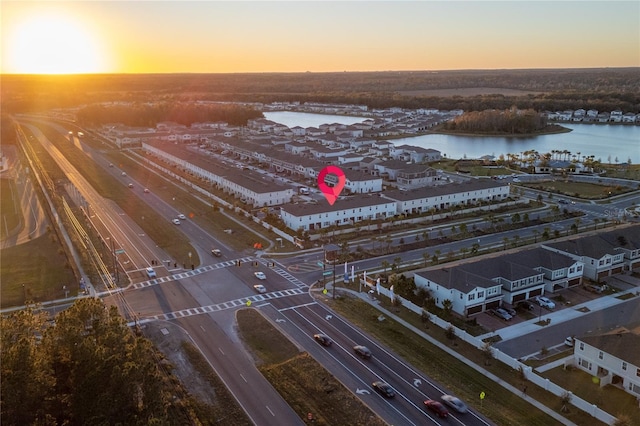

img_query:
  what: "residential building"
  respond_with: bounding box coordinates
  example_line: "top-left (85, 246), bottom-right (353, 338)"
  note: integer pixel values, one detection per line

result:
top-left (572, 331), bottom-right (640, 398)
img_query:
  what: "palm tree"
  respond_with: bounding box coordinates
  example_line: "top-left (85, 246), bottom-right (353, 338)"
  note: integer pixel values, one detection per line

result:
top-left (533, 229), bottom-right (540, 243)
top-left (502, 236), bottom-right (510, 250)
top-left (460, 247), bottom-right (469, 259)
top-left (381, 260), bottom-right (390, 275)
top-left (422, 252), bottom-right (430, 267)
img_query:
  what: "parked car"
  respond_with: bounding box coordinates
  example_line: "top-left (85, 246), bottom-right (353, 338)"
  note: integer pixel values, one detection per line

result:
top-left (441, 394), bottom-right (468, 413)
top-left (254, 271), bottom-right (266, 280)
top-left (534, 296), bottom-right (556, 309)
top-left (504, 307), bottom-right (517, 317)
top-left (211, 249), bottom-right (222, 257)
top-left (253, 284), bottom-right (266, 294)
top-left (372, 381), bottom-right (395, 398)
top-left (313, 334), bottom-right (332, 347)
top-left (493, 308), bottom-right (513, 321)
top-left (424, 400), bottom-right (449, 418)
top-left (518, 301), bottom-right (535, 311)
top-left (585, 284), bottom-right (604, 294)
top-left (353, 345), bottom-right (372, 359)
top-left (145, 267), bottom-right (156, 278)
top-left (172, 219), bottom-right (181, 225)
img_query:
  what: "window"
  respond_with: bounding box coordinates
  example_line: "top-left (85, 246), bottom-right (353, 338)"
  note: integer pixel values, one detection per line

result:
top-left (622, 362), bottom-right (627, 371)
top-left (579, 342), bottom-right (584, 350)
top-left (477, 291), bottom-right (484, 298)
top-left (468, 293), bottom-right (475, 301)
top-left (637, 368), bottom-right (640, 378)
top-left (599, 351), bottom-right (604, 360)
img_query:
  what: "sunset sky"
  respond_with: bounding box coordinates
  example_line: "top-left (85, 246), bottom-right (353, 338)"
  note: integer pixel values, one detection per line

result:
top-left (2, 1), bottom-right (639, 74)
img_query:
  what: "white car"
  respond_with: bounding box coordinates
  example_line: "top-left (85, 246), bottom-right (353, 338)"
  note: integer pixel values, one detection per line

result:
top-left (145, 267), bottom-right (156, 278)
top-left (535, 296), bottom-right (556, 309)
top-left (253, 284), bottom-right (266, 293)
top-left (178, 214), bottom-right (187, 220)
top-left (441, 395), bottom-right (468, 413)
top-left (172, 219), bottom-right (181, 225)
top-left (254, 271), bottom-right (266, 280)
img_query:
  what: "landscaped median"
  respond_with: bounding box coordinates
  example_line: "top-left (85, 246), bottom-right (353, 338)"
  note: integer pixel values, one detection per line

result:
top-left (235, 308), bottom-right (386, 426)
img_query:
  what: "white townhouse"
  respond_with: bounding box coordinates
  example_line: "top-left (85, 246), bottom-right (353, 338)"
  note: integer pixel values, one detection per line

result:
top-left (455, 257), bottom-right (547, 306)
top-left (595, 226), bottom-right (640, 271)
top-left (280, 196), bottom-right (396, 232)
top-left (572, 332), bottom-right (640, 398)
top-left (501, 248), bottom-right (584, 294)
top-left (414, 268), bottom-right (504, 316)
top-left (542, 229), bottom-right (635, 280)
top-left (382, 179), bottom-right (510, 215)
top-left (143, 141), bottom-right (294, 207)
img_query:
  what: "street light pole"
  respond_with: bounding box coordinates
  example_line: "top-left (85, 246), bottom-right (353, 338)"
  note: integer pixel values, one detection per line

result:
top-left (332, 254), bottom-right (337, 300)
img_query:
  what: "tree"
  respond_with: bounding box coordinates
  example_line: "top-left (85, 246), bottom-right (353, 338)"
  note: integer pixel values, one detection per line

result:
top-left (460, 247), bottom-right (469, 259)
top-left (442, 299), bottom-right (453, 317)
top-left (1, 299), bottom-right (186, 425)
top-left (532, 229), bottom-right (540, 243)
top-left (502, 236), bottom-right (510, 250)
top-left (445, 325), bottom-right (456, 340)
top-left (511, 212), bottom-right (521, 224)
top-left (480, 342), bottom-right (494, 365)
top-left (392, 256), bottom-right (402, 272)
top-left (381, 260), bottom-right (390, 275)
top-left (422, 252), bottom-right (430, 267)
top-left (560, 391), bottom-right (572, 413)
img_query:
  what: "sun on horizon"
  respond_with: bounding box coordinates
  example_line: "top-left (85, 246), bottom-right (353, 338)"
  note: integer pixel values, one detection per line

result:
top-left (4, 11), bottom-right (110, 74)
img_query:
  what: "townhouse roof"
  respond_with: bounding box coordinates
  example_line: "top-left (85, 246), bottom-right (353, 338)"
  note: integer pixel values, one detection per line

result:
top-left (503, 247), bottom-right (577, 270)
top-left (458, 257), bottom-right (541, 282)
top-left (281, 195), bottom-right (393, 217)
top-left (544, 232), bottom-right (628, 259)
top-left (579, 332), bottom-right (640, 366)
top-left (415, 268), bottom-right (499, 293)
top-left (383, 179), bottom-right (507, 202)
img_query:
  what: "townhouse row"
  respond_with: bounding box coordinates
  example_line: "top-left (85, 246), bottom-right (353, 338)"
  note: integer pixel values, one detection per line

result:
top-left (413, 225), bottom-right (640, 317)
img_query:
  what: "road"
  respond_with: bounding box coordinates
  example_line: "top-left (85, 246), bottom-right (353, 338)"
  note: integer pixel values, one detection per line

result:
top-left (22, 117), bottom-right (638, 425)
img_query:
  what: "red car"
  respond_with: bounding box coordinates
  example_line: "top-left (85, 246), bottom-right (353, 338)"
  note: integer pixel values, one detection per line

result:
top-left (424, 399), bottom-right (449, 418)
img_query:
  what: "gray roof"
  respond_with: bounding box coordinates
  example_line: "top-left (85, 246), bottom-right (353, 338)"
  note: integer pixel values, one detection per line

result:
top-left (579, 332), bottom-right (640, 366)
top-left (502, 248), bottom-right (577, 271)
top-left (458, 257), bottom-right (541, 282)
top-left (415, 268), bottom-right (499, 293)
top-left (383, 179), bottom-right (507, 201)
top-left (281, 195), bottom-right (393, 217)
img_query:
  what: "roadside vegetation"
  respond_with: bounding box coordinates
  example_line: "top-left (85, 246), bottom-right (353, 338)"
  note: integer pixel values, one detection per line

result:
top-left (0, 298), bottom-right (211, 424)
top-left (236, 308), bottom-right (386, 426)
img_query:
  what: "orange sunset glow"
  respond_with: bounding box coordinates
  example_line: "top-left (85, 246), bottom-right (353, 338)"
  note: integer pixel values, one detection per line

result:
top-left (2, 2), bottom-right (639, 74)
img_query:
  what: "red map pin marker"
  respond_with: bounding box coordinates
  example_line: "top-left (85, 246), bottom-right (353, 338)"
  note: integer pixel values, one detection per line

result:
top-left (317, 165), bottom-right (346, 205)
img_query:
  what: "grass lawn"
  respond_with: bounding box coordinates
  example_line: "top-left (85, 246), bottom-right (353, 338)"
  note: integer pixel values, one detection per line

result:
top-left (0, 233), bottom-right (76, 308)
top-left (522, 180), bottom-right (632, 199)
top-left (236, 308), bottom-right (386, 426)
top-left (543, 366), bottom-right (640, 424)
top-left (0, 178), bottom-right (22, 240)
top-left (326, 295), bottom-right (605, 426)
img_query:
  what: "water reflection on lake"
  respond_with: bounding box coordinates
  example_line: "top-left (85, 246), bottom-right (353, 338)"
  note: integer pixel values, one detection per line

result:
top-left (264, 111), bottom-right (639, 163)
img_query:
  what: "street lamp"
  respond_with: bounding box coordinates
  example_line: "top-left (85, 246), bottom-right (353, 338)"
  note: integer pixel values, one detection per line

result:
top-left (188, 252), bottom-right (193, 270)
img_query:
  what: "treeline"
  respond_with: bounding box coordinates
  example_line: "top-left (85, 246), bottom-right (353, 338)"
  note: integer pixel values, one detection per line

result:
top-left (443, 108), bottom-right (549, 134)
top-left (76, 102), bottom-right (264, 127)
top-left (3, 68), bottom-right (640, 114)
top-left (0, 299), bottom-right (204, 425)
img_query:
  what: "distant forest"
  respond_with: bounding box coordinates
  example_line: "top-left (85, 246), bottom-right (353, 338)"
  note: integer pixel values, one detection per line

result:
top-left (443, 108), bottom-right (552, 135)
top-left (2, 68), bottom-right (639, 115)
top-left (76, 103), bottom-right (263, 127)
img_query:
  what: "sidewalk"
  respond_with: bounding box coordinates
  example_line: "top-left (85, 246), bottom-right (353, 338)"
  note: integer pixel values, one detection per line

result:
top-left (326, 285), bottom-right (577, 426)
top-left (477, 286), bottom-right (640, 342)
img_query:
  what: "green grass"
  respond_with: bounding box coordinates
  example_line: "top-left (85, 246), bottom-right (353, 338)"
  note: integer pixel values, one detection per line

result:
top-left (522, 180), bottom-right (632, 199)
top-left (0, 233), bottom-right (76, 307)
top-left (0, 178), bottom-right (22, 240)
top-left (543, 366), bottom-right (640, 424)
top-left (327, 296), bottom-right (605, 426)
top-left (236, 308), bottom-right (386, 426)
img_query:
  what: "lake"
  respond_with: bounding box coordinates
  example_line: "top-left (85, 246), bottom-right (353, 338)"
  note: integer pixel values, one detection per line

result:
top-left (264, 111), bottom-right (639, 163)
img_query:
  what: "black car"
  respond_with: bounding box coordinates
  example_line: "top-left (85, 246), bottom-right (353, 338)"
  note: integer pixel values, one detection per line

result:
top-left (354, 345), bottom-right (372, 359)
top-left (372, 381), bottom-right (395, 398)
top-left (313, 334), bottom-right (332, 347)
top-left (518, 301), bottom-right (535, 311)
